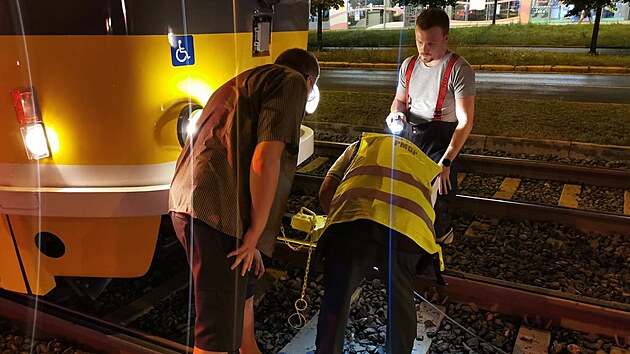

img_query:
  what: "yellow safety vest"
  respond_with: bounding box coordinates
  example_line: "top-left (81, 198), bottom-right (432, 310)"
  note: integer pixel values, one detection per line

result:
top-left (324, 132), bottom-right (444, 269)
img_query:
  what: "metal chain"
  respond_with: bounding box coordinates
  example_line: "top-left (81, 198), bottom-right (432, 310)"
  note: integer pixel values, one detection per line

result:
top-left (301, 246), bottom-right (313, 299)
top-left (281, 225), bottom-right (306, 251)
top-left (288, 238), bottom-right (314, 329)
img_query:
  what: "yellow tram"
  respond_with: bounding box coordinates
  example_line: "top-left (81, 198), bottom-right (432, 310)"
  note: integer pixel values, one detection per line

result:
top-left (0, 0), bottom-right (314, 295)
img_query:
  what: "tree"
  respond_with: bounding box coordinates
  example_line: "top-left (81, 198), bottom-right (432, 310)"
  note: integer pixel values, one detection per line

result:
top-left (559, 0), bottom-right (629, 54)
top-left (311, 0), bottom-right (344, 51)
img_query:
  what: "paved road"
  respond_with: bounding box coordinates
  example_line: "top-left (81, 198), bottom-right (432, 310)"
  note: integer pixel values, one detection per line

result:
top-left (319, 69), bottom-right (630, 104)
top-left (319, 46), bottom-right (630, 55)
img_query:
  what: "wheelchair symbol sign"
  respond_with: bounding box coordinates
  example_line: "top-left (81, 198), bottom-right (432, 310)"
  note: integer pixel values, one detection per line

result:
top-left (170, 35), bottom-right (195, 66)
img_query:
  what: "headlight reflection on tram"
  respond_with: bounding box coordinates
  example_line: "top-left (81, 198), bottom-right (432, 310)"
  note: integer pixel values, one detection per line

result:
top-left (177, 103), bottom-right (204, 147)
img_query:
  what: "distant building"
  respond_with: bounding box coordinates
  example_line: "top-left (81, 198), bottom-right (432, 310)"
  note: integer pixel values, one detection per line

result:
top-left (311, 0), bottom-right (629, 30)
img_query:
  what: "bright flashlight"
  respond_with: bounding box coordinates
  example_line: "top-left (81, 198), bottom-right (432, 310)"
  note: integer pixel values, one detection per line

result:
top-left (305, 84), bottom-right (320, 115)
top-left (21, 124), bottom-right (51, 160)
top-left (389, 121), bottom-right (403, 134)
top-left (387, 112), bottom-right (405, 135)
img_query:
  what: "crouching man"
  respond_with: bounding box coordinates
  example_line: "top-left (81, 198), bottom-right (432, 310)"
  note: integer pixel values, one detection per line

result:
top-left (314, 132), bottom-right (445, 354)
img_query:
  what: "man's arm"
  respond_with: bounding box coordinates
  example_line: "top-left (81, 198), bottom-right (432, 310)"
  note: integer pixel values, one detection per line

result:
top-left (229, 140), bottom-right (285, 275)
top-left (318, 142), bottom-right (358, 213)
top-left (319, 176), bottom-right (341, 214)
top-left (391, 90), bottom-right (406, 113)
top-left (437, 95), bottom-right (475, 194)
top-left (444, 96), bottom-right (475, 161)
top-left (391, 59), bottom-right (409, 113)
top-left (249, 140), bottom-right (285, 237)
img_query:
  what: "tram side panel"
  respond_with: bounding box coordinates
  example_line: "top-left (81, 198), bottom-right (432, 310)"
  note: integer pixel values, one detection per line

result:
top-left (0, 1), bottom-right (310, 295)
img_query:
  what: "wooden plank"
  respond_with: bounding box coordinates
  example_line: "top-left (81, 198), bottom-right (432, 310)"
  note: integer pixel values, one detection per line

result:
top-left (493, 177), bottom-right (521, 200)
top-left (624, 190), bottom-right (630, 215)
top-left (512, 327), bottom-right (551, 354)
top-left (558, 184), bottom-right (581, 208)
top-left (611, 347), bottom-right (630, 354)
top-left (412, 302), bottom-right (445, 354)
top-left (457, 172), bottom-right (467, 186)
top-left (464, 221), bottom-right (490, 238)
top-left (297, 156), bottom-right (329, 174)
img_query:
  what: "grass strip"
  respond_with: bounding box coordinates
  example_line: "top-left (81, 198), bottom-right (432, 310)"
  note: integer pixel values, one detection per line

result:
top-left (313, 47), bottom-right (630, 67)
top-left (306, 91), bottom-right (630, 146)
top-left (308, 24), bottom-right (630, 48)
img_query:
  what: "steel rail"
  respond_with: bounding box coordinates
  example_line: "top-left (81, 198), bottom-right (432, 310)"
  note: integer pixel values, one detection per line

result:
top-left (0, 290), bottom-right (189, 354)
top-left (458, 155), bottom-right (630, 189)
top-left (414, 272), bottom-right (630, 338)
top-left (452, 194), bottom-right (629, 235)
top-left (313, 140), bottom-right (629, 189)
top-left (271, 241), bottom-right (630, 338)
top-left (292, 173), bottom-right (629, 235)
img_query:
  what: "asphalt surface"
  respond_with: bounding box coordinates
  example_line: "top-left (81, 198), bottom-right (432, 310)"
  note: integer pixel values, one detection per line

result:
top-left (319, 69), bottom-right (630, 104)
top-left (319, 46), bottom-right (630, 55)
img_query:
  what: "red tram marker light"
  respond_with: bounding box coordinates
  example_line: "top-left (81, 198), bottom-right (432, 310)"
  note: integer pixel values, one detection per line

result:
top-left (10, 87), bottom-right (41, 125)
top-left (11, 87), bottom-right (50, 160)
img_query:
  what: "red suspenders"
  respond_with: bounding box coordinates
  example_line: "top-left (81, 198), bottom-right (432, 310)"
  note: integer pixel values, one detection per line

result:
top-left (404, 55), bottom-right (419, 111)
top-left (404, 52), bottom-right (460, 121)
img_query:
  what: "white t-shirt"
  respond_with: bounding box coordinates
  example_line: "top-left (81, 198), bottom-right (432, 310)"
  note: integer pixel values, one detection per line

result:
top-left (396, 52), bottom-right (476, 124)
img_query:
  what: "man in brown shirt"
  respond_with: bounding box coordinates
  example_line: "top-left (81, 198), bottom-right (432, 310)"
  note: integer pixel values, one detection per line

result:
top-left (169, 48), bottom-right (319, 354)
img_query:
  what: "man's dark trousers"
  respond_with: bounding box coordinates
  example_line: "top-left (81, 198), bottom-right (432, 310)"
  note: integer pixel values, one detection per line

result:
top-left (314, 219), bottom-right (431, 354)
top-left (405, 121), bottom-right (458, 239)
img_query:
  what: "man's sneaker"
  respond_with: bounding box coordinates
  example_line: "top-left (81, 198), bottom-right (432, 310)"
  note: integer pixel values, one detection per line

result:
top-left (436, 227), bottom-right (454, 245)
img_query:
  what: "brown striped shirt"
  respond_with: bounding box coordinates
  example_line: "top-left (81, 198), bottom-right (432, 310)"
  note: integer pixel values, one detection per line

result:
top-left (168, 64), bottom-right (307, 256)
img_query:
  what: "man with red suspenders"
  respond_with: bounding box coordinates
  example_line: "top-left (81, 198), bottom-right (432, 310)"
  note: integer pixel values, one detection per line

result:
top-left (389, 8), bottom-right (476, 244)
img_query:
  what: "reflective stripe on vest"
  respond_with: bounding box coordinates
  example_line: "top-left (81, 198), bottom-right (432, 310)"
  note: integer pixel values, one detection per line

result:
top-left (343, 165), bottom-right (433, 204)
top-left (331, 187), bottom-right (436, 238)
top-left (324, 132), bottom-right (444, 269)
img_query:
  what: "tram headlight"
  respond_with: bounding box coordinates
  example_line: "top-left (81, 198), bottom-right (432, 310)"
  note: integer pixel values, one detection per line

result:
top-left (177, 103), bottom-right (204, 147)
top-left (305, 84), bottom-right (320, 115)
top-left (11, 87), bottom-right (51, 160)
top-left (21, 124), bottom-right (51, 160)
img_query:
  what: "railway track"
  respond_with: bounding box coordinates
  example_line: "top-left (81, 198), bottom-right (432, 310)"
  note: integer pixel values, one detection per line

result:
top-left (273, 247), bottom-right (630, 353)
top-left (302, 140), bottom-right (630, 220)
top-left (2, 222), bottom-right (628, 353)
top-left (1, 140), bottom-right (628, 353)
top-left (0, 290), bottom-right (186, 354)
top-left (290, 143), bottom-right (629, 308)
top-left (284, 138), bottom-right (630, 346)
top-left (3, 246), bottom-right (628, 354)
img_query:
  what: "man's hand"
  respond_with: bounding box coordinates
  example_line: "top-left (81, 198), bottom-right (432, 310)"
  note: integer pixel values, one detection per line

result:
top-left (437, 163), bottom-right (452, 195)
top-left (386, 112), bottom-right (406, 134)
top-left (252, 249), bottom-right (266, 279)
top-left (386, 111), bottom-right (406, 125)
top-left (228, 230), bottom-right (260, 277)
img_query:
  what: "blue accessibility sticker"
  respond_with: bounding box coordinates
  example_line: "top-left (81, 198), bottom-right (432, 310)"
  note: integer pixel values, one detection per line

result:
top-left (170, 35), bottom-right (195, 66)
